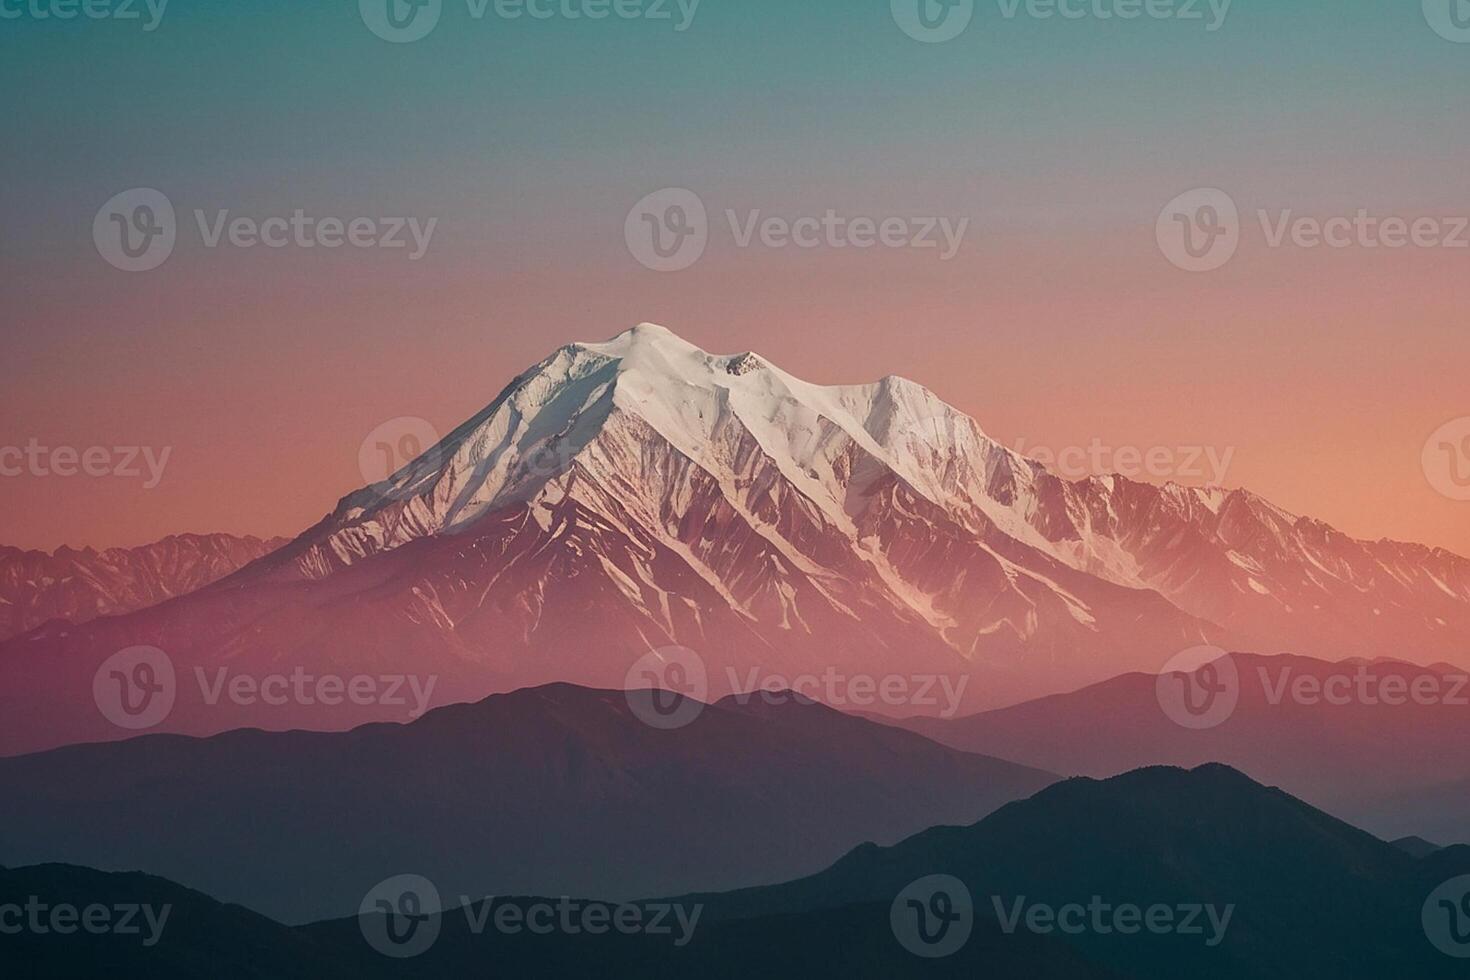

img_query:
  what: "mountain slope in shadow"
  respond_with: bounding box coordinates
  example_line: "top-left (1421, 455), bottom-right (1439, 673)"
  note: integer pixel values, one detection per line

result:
top-left (0, 683), bottom-right (1054, 924)
top-left (0, 864), bottom-right (350, 979)
top-left (669, 764), bottom-right (1470, 979)
top-left (9, 767), bottom-right (1470, 979)
top-left (1, 863), bottom-right (1120, 980)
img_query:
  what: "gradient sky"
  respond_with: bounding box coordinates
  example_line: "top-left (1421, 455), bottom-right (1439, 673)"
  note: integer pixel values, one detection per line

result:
top-left (2, 0), bottom-right (1467, 555)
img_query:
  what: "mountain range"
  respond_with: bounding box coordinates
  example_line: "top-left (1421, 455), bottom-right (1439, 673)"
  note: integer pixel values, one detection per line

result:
top-left (2, 324), bottom-right (1467, 755)
top-left (889, 651), bottom-right (1470, 845)
top-left (7, 766), bottom-right (1467, 978)
top-left (0, 533), bottom-right (283, 642)
top-left (658, 764), bottom-right (1470, 979)
top-left (0, 682), bottom-right (1053, 923)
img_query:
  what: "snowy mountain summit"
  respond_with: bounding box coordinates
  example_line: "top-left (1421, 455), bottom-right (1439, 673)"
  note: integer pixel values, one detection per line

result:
top-left (315, 322), bottom-right (1015, 562)
top-left (265, 323), bottom-right (1470, 691)
top-left (4, 324), bottom-right (1467, 752)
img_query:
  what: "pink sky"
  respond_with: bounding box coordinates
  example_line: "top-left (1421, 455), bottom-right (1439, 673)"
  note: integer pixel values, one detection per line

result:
top-left (5, 224), bottom-right (1467, 558)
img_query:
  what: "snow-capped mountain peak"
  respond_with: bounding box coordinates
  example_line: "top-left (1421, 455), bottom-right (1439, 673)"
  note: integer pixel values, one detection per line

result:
top-left (5, 322), bottom-right (1468, 753)
top-left (226, 322), bottom-right (1470, 707)
top-left (314, 324), bottom-right (993, 556)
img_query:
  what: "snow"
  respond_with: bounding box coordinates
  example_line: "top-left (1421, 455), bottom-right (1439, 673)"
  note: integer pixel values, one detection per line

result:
top-left (269, 322), bottom-right (1470, 665)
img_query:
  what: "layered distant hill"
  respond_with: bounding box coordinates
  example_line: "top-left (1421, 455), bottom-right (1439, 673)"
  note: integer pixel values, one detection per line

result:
top-left (0, 864), bottom-right (349, 980)
top-left (3, 324), bottom-right (1467, 754)
top-left (0, 683), bottom-right (1054, 923)
top-left (889, 652), bottom-right (1470, 844)
top-left (0, 533), bottom-right (284, 642)
top-left (661, 765), bottom-right (1470, 979)
top-left (1, 861), bottom-right (1118, 980)
top-left (1358, 778), bottom-right (1470, 847)
top-left (10, 766), bottom-right (1463, 979)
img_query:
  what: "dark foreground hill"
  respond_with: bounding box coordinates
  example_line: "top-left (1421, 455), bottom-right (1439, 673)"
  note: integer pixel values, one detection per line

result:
top-left (7, 766), bottom-right (1469, 978)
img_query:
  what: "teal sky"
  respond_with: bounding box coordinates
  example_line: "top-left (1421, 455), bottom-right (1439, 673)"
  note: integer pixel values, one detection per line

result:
top-left (6, 0), bottom-right (1467, 232)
